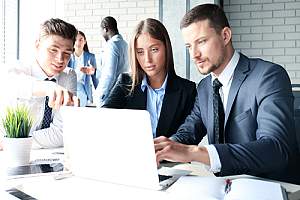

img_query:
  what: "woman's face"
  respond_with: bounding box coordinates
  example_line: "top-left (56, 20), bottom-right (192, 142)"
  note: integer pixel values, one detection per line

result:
top-left (135, 32), bottom-right (167, 83)
top-left (74, 33), bottom-right (86, 51)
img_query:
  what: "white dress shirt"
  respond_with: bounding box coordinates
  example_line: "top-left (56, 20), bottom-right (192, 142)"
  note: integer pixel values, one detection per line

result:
top-left (0, 62), bottom-right (77, 148)
top-left (204, 51), bottom-right (240, 172)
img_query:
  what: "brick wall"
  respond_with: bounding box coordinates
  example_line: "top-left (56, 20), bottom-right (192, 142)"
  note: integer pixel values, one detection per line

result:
top-left (224, 0), bottom-right (300, 84)
top-left (64, 0), bottom-right (159, 64)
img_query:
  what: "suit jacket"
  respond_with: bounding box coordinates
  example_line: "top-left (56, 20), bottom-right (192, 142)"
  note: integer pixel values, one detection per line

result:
top-left (172, 53), bottom-right (300, 184)
top-left (103, 73), bottom-right (197, 138)
top-left (68, 51), bottom-right (98, 101)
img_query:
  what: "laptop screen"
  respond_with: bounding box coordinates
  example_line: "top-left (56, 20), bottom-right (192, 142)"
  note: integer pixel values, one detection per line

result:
top-left (61, 107), bottom-right (161, 190)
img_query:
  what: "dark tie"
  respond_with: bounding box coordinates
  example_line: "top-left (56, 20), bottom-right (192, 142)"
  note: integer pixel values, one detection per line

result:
top-left (213, 78), bottom-right (225, 144)
top-left (41, 78), bottom-right (56, 129)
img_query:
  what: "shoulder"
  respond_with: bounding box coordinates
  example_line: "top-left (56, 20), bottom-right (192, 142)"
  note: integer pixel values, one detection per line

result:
top-left (171, 74), bottom-right (196, 88)
top-left (61, 67), bottom-right (76, 78)
top-left (84, 51), bottom-right (95, 58)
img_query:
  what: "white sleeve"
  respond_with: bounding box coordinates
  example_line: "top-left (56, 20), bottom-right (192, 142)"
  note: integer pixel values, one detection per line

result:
top-left (31, 110), bottom-right (63, 148)
top-left (204, 144), bottom-right (222, 173)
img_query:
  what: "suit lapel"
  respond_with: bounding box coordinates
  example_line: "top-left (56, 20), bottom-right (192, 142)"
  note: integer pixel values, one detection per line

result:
top-left (156, 75), bottom-right (181, 136)
top-left (207, 77), bottom-right (215, 143)
top-left (130, 85), bottom-right (147, 109)
top-left (225, 54), bottom-right (251, 125)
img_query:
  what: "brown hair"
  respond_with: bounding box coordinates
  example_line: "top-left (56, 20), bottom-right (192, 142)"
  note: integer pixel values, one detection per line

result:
top-left (180, 4), bottom-right (230, 34)
top-left (39, 18), bottom-right (77, 46)
top-left (77, 31), bottom-right (89, 52)
top-left (129, 18), bottom-right (175, 93)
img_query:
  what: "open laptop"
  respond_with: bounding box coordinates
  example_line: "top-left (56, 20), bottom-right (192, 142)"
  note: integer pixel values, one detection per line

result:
top-left (60, 107), bottom-right (182, 190)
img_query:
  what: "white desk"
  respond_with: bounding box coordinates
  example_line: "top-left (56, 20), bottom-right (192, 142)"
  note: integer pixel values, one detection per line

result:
top-left (1, 148), bottom-right (300, 200)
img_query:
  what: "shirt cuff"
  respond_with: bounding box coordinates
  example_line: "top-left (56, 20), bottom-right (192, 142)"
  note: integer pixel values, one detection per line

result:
top-left (204, 144), bottom-right (222, 173)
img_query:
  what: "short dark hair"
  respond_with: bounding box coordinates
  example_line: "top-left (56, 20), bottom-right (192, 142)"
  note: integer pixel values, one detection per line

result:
top-left (39, 18), bottom-right (77, 45)
top-left (180, 4), bottom-right (230, 33)
top-left (101, 16), bottom-right (119, 33)
top-left (129, 18), bottom-right (175, 92)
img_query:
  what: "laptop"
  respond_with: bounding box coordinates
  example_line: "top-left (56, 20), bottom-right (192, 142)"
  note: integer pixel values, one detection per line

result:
top-left (60, 107), bottom-right (181, 190)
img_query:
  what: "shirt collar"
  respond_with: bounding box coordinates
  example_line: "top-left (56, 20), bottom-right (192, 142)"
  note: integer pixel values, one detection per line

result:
top-left (211, 51), bottom-right (240, 87)
top-left (141, 74), bottom-right (168, 92)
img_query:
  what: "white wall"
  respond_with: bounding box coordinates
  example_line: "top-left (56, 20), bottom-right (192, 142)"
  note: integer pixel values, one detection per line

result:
top-left (224, 0), bottom-right (300, 84)
top-left (64, 0), bottom-right (159, 65)
top-left (19, 0), bottom-right (64, 64)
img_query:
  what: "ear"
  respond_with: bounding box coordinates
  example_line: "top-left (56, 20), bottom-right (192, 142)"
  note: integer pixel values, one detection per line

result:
top-left (222, 27), bottom-right (232, 45)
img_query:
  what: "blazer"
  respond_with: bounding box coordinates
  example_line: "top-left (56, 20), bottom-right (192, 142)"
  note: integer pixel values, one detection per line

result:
top-left (172, 53), bottom-right (300, 184)
top-left (103, 73), bottom-right (197, 138)
top-left (68, 51), bottom-right (98, 101)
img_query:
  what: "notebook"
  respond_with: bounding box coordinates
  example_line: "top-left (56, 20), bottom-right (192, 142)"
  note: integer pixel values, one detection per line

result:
top-left (60, 107), bottom-right (179, 190)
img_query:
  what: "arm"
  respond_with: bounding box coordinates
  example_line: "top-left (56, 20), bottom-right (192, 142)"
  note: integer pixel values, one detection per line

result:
top-left (170, 89), bottom-right (207, 145)
top-left (95, 43), bottom-right (119, 106)
top-left (217, 64), bottom-right (296, 176)
top-left (32, 69), bottom-right (77, 148)
top-left (90, 53), bottom-right (99, 89)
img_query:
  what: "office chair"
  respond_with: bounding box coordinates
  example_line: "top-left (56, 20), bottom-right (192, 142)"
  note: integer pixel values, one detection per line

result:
top-left (292, 84), bottom-right (300, 152)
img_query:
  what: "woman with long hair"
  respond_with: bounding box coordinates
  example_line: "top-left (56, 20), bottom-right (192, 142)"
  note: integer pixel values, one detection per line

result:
top-left (68, 31), bottom-right (99, 107)
top-left (103, 18), bottom-right (196, 138)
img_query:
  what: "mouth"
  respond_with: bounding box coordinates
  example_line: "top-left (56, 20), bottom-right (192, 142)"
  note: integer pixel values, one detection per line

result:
top-left (195, 60), bottom-right (205, 67)
top-left (51, 63), bottom-right (64, 69)
top-left (145, 65), bottom-right (156, 71)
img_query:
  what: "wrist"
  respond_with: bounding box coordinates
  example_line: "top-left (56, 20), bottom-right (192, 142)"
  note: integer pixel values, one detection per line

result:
top-left (190, 146), bottom-right (210, 165)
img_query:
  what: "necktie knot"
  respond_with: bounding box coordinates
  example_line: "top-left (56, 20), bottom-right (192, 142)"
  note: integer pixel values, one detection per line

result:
top-left (45, 78), bottom-right (56, 83)
top-left (213, 78), bottom-right (222, 91)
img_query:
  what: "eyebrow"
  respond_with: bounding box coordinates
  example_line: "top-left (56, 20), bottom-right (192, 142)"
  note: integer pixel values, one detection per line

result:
top-left (136, 43), bottom-right (161, 49)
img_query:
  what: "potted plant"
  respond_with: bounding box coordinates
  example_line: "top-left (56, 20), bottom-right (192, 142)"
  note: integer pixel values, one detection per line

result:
top-left (2, 104), bottom-right (33, 166)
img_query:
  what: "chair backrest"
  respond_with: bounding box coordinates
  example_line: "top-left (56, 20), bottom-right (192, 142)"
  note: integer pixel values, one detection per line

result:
top-left (292, 84), bottom-right (300, 151)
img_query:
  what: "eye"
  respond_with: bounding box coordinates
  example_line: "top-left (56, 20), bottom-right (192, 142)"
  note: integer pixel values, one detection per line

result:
top-left (49, 48), bottom-right (57, 53)
top-left (151, 47), bottom-right (158, 53)
top-left (64, 52), bottom-right (72, 58)
top-left (136, 49), bottom-right (144, 55)
top-left (198, 39), bottom-right (206, 45)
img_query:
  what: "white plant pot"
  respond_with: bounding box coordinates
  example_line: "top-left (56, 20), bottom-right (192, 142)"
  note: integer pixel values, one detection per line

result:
top-left (3, 137), bottom-right (33, 167)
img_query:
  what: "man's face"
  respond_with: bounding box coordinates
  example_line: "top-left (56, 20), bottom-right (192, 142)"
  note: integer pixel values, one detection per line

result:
top-left (181, 19), bottom-right (227, 76)
top-left (100, 27), bottom-right (108, 41)
top-left (35, 35), bottom-right (73, 77)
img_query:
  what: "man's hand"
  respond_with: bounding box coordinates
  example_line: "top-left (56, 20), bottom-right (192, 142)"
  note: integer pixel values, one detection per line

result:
top-left (33, 80), bottom-right (79, 110)
top-left (154, 136), bottom-right (210, 166)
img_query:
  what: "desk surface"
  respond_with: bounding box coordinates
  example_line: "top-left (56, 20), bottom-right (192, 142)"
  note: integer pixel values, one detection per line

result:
top-left (1, 148), bottom-right (300, 200)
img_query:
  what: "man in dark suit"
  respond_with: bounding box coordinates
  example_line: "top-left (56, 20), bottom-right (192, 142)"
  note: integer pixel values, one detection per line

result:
top-left (154, 4), bottom-right (300, 184)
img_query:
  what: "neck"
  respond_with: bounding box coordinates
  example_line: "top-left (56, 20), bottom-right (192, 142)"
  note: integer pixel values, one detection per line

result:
top-left (213, 47), bottom-right (235, 77)
top-left (148, 72), bottom-right (167, 89)
top-left (75, 49), bottom-right (83, 57)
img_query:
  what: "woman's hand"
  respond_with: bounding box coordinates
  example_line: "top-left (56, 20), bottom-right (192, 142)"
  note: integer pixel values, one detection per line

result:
top-left (80, 66), bottom-right (95, 75)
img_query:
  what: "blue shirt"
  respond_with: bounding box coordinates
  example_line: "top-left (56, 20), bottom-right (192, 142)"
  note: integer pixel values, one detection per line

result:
top-left (141, 74), bottom-right (168, 137)
top-left (96, 34), bottom-right (129, 106)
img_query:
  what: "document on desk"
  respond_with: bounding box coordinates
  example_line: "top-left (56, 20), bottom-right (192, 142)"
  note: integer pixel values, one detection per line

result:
top-left (167, 176), bottom-right (288, 200)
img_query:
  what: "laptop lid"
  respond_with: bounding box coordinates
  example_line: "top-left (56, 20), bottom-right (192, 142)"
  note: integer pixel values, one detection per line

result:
top-left (61, 107), bottom-right (161, 190)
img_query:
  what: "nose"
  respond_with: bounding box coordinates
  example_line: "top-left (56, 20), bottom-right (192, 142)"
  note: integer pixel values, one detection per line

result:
top-left (144, 51), bottom-right (152, 63)
top-left (190, 45), bottom-right (201, 60)
top-left (55, 52), bottom-right (64, 63)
